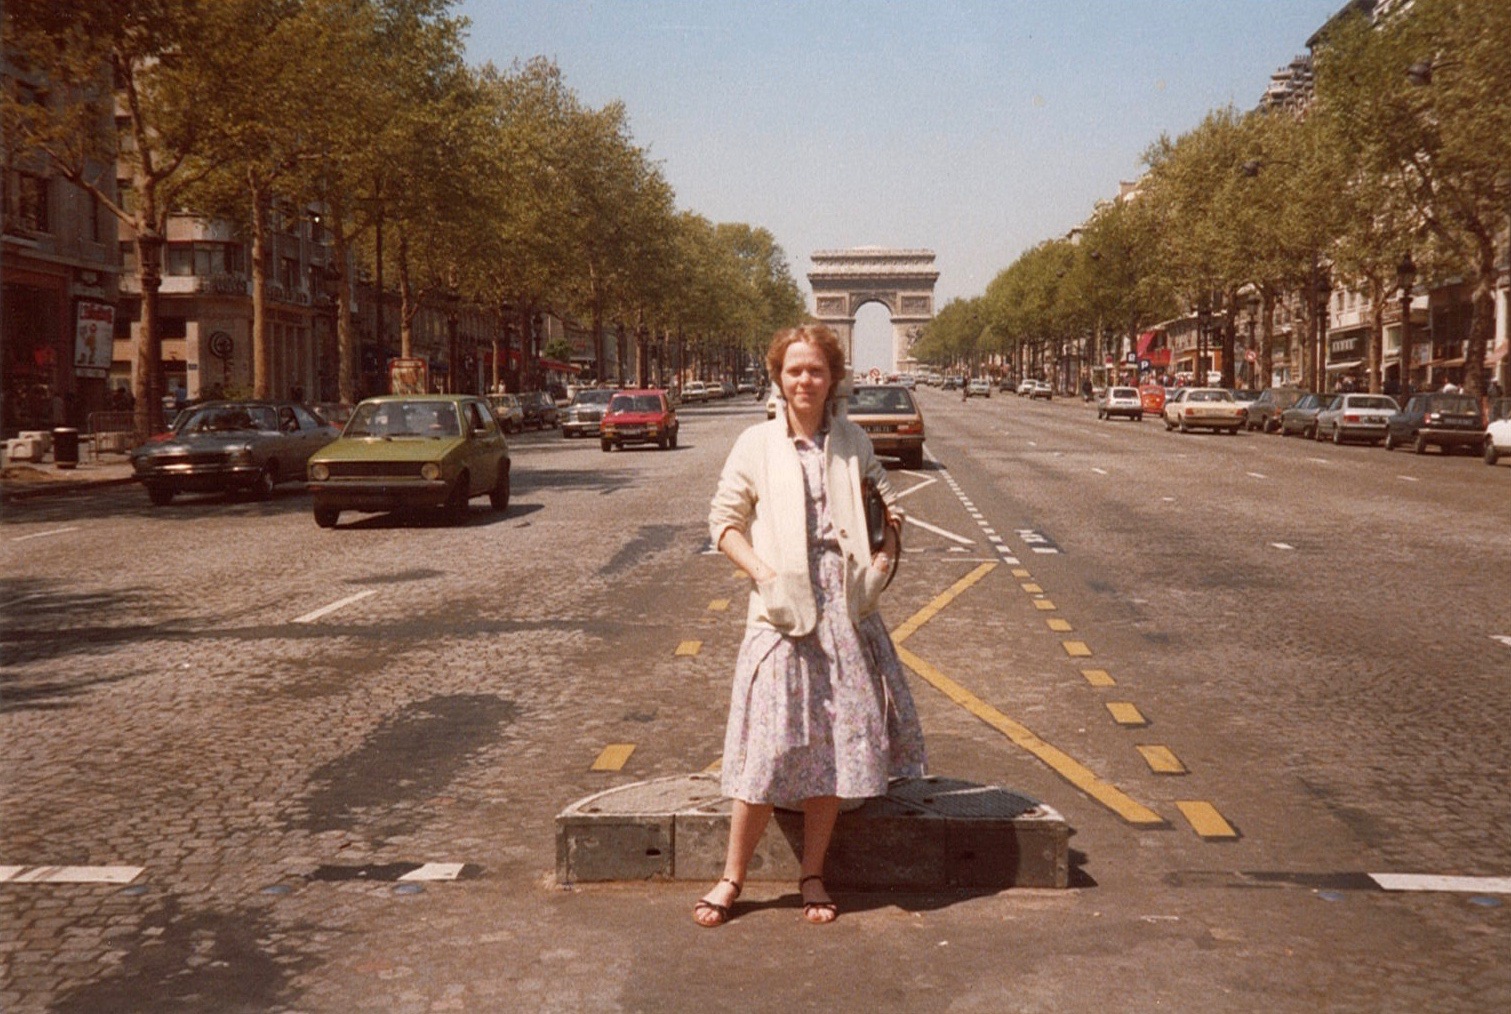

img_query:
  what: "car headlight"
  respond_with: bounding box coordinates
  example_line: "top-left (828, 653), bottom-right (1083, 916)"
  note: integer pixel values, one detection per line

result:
top-left (228, 445), bottom-right (254, 465)
top-left (309, 463), bottom-right (330, 481)
top-left (421, 462), bottom-right (442, 481)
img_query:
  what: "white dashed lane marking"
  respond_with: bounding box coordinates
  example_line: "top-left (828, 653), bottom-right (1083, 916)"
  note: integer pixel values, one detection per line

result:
top-left (1246, 472), bottom-right (1267, 479)
top-left (0, 866), bottom-right (143, 884)
top-left (1398, 475), bottom-right (1420, 482)
top-left (1091, 467), bottom-right (1108, 475)
top-left (1492, 635), bottom-right (1511, 649)
top-left (1269, 543), bottom-right (1296, 551)
top-left (9, 527), bottom-right (79, 543)
top-left (292, 590), bottom-right (378, 624)
top-left (1370, 874), bottom-right (1511, 894)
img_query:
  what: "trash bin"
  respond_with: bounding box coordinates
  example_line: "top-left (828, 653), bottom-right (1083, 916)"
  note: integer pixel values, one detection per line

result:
top-left (52, 427), bottom-right (80, 469)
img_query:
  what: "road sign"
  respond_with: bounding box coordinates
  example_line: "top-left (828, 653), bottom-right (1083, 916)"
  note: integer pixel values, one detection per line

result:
top-left (1245, 349), bottom-right (1257, 363)
top-left (1139, 358), bottom-right (1151, 372)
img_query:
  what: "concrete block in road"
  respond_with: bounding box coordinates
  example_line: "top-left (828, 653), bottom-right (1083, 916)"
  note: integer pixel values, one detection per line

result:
top-left (556, 773), bottom-right (1071, 889)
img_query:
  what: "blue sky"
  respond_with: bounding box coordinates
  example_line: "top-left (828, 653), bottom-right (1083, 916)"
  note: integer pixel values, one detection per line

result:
top-left (457, 1), bottom-right (1345, 367)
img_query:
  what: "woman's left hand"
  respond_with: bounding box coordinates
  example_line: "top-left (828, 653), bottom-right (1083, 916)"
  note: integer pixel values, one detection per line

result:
top-left (872, 523), bottom-right (899, 571)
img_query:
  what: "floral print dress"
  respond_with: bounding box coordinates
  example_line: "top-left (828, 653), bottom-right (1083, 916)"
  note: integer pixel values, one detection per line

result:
top-left (720, 432), bottom-right (927, 807)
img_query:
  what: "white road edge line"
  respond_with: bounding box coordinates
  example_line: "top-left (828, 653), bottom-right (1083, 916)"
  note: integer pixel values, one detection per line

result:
top-left (293, 590), bottom-right (377, 625)
top-left (905, 516), bottom-right (976, 545)
top-left (893, 475), bottom-right (937, 501)
top-left (9, 527), bottom-right (79, 543)
top-left (1370, 873), bottom-right (1511, 894)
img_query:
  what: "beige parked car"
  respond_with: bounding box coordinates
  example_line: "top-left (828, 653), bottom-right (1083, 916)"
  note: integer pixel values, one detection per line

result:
top-left (1162, 387), bottom-right (1246, 434)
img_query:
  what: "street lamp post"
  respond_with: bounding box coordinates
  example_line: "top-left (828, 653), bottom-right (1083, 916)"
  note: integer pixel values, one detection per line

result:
top-left (1396, 253), bottom-right (1416, 400)
top-left (1245, 292), bottom-right (1259, 388)
top-left (1314, 268), bottom-right (1332, 393)
top-left (1196, 299), bottom-right (1212, 386)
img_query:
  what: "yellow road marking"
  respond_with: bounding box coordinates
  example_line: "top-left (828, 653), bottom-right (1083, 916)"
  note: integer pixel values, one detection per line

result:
top-left (707, 599), bottom-right (731, 612)
top-left (1021, 582), bottom-right (1043, 594)
top-left (1033, 599), bottom-right (1057, 611)
top-left (1011, 569), bottom-right (1032, 579)
top-left (1081, 668), bottom-right (1116, 687)
top-left (1137, 744), bottom-right (1188, 774)
top-left (1177, 801), bottom-right (1238, 839)
top-left (890, 562), bottom-right (997, 645)
top-left (1062, 640), bottom-right (1092, 657)
top-left (1106, 702), bottom-right (1147, 726)
top-left (591, 744), bottom-right (636, 771)
top-left (675, 640), bottom-right (702, 657)
top-left (1046, 618), bottom-right (1073, 632)
top-left (894, 644), bottom-right (1163, 826)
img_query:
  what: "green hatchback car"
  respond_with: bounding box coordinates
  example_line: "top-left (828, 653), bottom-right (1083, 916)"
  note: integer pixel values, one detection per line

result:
top-left (306, 395), bottom-right (511, 527)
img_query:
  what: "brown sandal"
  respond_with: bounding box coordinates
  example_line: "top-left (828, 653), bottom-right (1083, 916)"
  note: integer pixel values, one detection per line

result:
top-left (692, 877), bottom-right (742, 927)
top-left (799, 874), bottom-right (837, 924)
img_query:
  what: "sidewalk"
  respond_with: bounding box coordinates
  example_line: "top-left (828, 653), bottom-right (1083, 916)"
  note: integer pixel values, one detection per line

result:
top-left (0, 450), bottom-right (135, 501)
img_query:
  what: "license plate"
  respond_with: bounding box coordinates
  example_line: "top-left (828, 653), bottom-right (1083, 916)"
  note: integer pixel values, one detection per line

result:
top-left (865, 424), bottom-right (896, 433)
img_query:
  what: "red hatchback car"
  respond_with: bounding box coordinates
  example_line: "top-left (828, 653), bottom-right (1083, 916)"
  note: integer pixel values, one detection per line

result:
top-left (1138, 383), bottom-right (1167, 415)
top-left (600, 389), bottom-right (679, 451)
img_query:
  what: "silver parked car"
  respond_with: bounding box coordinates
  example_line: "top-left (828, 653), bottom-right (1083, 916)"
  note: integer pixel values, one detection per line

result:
top-left (129, 400), bottom-right (339, 505)
top-left (1314, 393), bottom-right (1400, 445)
top-left (1097, 386), bottom-right (1143, 421)
top-left (561, 388), bottom-right (616, 438)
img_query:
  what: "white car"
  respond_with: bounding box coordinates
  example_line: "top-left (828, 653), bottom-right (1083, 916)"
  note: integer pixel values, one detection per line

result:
top-left (682, 380), bottom-right (709, 403)
top-left (765, 389), bottom-right (781, 419)
top-left (1486, 397), bottom-right (1511, 465)
top-left (1314, 393), bottom-right (1400, 445)
top-left (1162, 387), bottom-right (1246, 433)
top-left (1029, 380), bottom-right (1052, 400)
top-left (1016, 379), bottom-right (1035, 396)
top-left (1097, 386), bottom-right (1143, 421)
top-left (965, 378), bottom-right (992, 398)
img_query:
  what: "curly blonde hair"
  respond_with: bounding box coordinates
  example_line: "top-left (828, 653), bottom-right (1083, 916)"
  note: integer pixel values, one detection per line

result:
top-left (765, 324), bottom-right (846, 400)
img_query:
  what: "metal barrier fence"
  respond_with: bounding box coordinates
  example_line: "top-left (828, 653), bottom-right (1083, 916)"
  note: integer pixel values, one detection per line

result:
top-left (87, 411), bottom-right (138, 458)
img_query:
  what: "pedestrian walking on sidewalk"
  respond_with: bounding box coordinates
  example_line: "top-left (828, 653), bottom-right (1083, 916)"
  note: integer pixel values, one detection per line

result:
top-left (696, 323), bottom-right (926, 928)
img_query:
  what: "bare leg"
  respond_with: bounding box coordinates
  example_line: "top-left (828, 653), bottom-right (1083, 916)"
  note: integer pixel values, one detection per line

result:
top-left (693, 799), bottom-right (773, 927)
top-left (799, 795), bottom-right (840, 923)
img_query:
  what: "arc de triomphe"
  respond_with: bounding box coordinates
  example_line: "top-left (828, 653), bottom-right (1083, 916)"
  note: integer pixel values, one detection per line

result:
top-left (808, 247), bottom-right (938, 374)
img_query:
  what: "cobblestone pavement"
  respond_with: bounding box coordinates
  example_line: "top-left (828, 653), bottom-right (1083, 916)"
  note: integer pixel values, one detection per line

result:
top-left (2, 394), bottom-right (1508, 1012)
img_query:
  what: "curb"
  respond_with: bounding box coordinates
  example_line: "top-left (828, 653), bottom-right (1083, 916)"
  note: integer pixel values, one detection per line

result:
top-left (1, 475), bottom-right (136, 502)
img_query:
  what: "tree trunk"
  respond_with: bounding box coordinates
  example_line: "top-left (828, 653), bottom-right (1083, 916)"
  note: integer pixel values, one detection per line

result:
top-left (1465, 231), bottom-right (1496, 398)
top-left (1259, 286), bottom-right (1275, 390)
top-left (1367, 276), bottom-right (1385, 394)
top-left (250, 181), bottom-right (271, 398)
top-left (397, 232), bottom-right (414, 360)
top-left (1221, 288), bottom-right (1237, 389)
top-left (330, 200), bottom-right (358, 404)
top-left (132, 230), bottom-right (164, 439)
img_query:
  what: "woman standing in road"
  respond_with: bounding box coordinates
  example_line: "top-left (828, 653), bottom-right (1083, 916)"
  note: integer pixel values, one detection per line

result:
top-left (695, 324), bottom-right (926, 927)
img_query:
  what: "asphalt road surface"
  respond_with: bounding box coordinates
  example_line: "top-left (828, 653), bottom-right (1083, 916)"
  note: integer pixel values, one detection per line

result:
top-left (3, 388), bottom-right (1509, 1012)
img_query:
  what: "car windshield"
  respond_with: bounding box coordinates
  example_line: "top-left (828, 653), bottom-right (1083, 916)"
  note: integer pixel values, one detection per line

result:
top-left (573, 390), bottom-right (615, 406)
top-left (848, 387), bottom-right (917, 414)
top-left (1186, 390), bottom-right (1233, 403)
top-left (1111, 388), bottom-right (1139, 398)
top-left (1490, 398), bottom-right (1511, 423)
top-left (1430, 395), bottom-right (1480, 414)
top-left (1349, 396), bottom-right (1397, 410)
top-left (345, 401), bottom-right (462, 437)
top-left (609, 395), bottom-right (663, 413)
top-left (179, 405), bottom-right (276, 433)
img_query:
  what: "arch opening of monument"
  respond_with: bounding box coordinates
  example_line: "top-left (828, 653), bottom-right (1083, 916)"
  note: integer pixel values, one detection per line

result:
top-left (851, 302), bottom-right (895, 377)
top-left (808, 247), bottom-right (938, 376)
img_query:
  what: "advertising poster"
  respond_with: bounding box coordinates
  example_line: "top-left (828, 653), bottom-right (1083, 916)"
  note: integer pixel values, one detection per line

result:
top-left (388, 357), bottom-right (429, 394)
top-left (74, 300), bottom-right (115, 377)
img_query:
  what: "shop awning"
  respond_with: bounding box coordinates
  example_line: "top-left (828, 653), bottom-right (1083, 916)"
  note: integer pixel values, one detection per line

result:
top-left (1325, 360), bottom-right (1363, 372)
top-left (1146, 348), bottom-right (1171, 367)
top-left (1425, 357), bottom-right (1467, 368)
top-left (1136, 330), bottom-right (1160, 357)
top-left (539, 357), bottom-right (582, 374)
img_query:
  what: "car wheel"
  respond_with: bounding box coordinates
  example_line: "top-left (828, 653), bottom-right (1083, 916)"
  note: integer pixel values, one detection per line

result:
top-left (1134, 414), bottom-right (1142, 422)
top-left (658, 433), bottom-right (670, 450)
top-left (1384, 430), bottom-right (1397, 450)
top-left (903, 448), bottom-right (925, 470)
top-left (1178, 419), bottom-right (1189, 433)
top-left (1164, 419), bottom-right (1174, 431)
top-left (1486, 441), bottom-right (1499, 466)
top-left (146, 484), bottom-right (174, 506)
top-left (253, 462), bottom-right (278, 499)
top-left (669, 430), bottom-right (678, 449)
top-left (601, 439), bottom-right (613, 452)
top-left (489, 464), bottom-right (511, 510)
top-left (1333, 425), bottom-right (1344, 445)
top-left (445, 471), bottom-right (470, 517)
top-left (1413, 432), bottom-right (1427, 454)
top-left (313, 505), bottom-right (340, 528)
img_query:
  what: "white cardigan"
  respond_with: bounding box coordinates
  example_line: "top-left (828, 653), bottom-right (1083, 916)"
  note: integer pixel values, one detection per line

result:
top-left (708, 414), bottom-right (900, 636)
